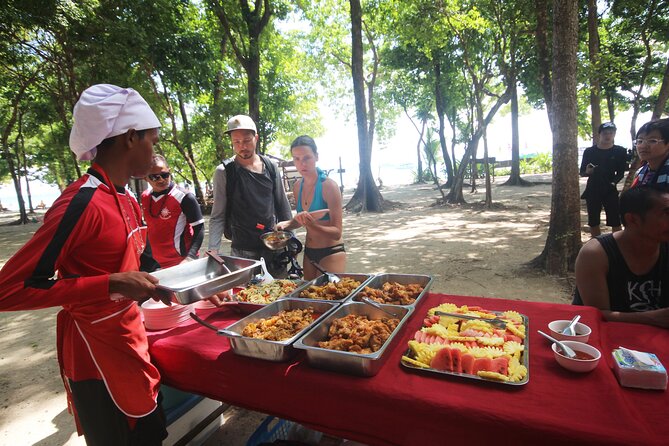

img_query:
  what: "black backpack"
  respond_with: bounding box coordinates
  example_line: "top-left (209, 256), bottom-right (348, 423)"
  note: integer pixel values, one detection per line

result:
top-left (223, 155), bottom-right (278, 240)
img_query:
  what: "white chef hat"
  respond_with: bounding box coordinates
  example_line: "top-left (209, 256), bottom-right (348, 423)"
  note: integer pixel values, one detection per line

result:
top-left (69, 84), bottom-right (161, 161)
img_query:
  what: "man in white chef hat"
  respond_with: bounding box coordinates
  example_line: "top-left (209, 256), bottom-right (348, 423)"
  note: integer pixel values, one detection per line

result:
top-left (0, 84), bottom-right (170, 444)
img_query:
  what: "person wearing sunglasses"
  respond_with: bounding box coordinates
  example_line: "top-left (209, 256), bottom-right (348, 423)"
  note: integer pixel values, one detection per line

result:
top-left (631, 118), bottom-right (669, 191)
top-left (579, 122), bottom-right (629, 238)
top-left (141, 155), bottom-right (204, 268)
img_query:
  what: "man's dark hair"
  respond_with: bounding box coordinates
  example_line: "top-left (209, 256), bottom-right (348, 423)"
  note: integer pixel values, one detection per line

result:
top-left (152, 153), bottom-right (167, 166)
top-left (290, 135), bottom-right (318, 155)
top-left (636, 118), bottom-right (669, 142)
top-left (620, 186), bottom-right (669, 226)
top-left (97, 128), bottom-right (148, 149)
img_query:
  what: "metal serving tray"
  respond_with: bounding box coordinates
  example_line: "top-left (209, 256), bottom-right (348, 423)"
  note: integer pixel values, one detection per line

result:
top-left (294, 301), bottom-right (414, 376)
top-left (285, 273), bottom-right (374, 303)
top-left (232, 279), bottom-right (306, 314)
top-left (151, 255), bottom-right (261, 304)
top-left (400, 311), bottom-right (530, 386)
top-left (349, 273), bottom-right (433, 308)
top-left (221, 298), bottom-right (338, 362)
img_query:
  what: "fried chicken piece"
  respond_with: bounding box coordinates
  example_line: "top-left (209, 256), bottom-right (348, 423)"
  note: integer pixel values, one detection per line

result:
top-left (241, 307), bottom-right (314, 341)
top-left (317, 314), bottom-right (400, 354)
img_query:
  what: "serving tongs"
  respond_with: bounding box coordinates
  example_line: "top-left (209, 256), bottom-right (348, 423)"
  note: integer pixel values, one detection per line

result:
top-left (310, 261), bottom-right (341, 283)
top-left (190, 312), bottom-right (240, 337)
top-left (435, 311), bottom-right (507, 329)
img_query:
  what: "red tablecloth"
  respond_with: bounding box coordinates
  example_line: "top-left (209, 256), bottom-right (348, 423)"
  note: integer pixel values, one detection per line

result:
top-left (147, 294), bottom-right (668, 445)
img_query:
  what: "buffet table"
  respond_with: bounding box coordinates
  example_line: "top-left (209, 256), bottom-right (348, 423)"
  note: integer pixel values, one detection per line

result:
top-left (147, 294), bottom-right (668, 446)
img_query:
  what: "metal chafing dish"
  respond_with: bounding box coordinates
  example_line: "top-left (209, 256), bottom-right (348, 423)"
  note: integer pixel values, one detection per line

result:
top-left (151, 255), bottom-right (260, 304)
top-left (294, 301), bottom-right (414, 376)
top-left (349, 273), bottom-right (433, 308)
top-left (219, 298), bottom-right (338, 362)
top-left (285, 273), bottom-right (374, 303)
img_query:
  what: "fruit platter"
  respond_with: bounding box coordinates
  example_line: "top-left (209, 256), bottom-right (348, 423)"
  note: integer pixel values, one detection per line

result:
top-left (400, 302), bottom-right (529, 385)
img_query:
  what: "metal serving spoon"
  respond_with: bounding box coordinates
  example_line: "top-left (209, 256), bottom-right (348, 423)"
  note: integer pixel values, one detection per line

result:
top-left (537, 330), bottom-right (577, 358)
top-left (361, 296), bottom-right (401, 318)
top-left (561, 315), bottom-right (581, 336)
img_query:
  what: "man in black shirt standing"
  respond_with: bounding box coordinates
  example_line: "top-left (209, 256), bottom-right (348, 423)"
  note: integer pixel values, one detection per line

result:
top-left (208, 115), bottom-right (292, 276)
top-left (580, 122), bottom-right (628, 237)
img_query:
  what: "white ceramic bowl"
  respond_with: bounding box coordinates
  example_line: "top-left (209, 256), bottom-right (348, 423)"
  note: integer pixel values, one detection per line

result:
top-left (552, 340), bottom-right (601, 373)
top-left (548, 320), bottom-right (591, 342)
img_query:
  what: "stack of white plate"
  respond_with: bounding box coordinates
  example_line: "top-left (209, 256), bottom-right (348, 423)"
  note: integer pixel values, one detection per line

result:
top-left (193, 299), bottom-right (217, 310)
top-left (141, 299), bottom-right (195, 330)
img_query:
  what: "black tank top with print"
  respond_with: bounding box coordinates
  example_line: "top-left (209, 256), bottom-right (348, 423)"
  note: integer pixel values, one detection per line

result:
top-left (594, 234), bottom-right (669, 312)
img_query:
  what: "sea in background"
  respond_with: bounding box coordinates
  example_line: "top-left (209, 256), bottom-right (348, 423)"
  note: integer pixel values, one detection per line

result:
top-left (0, 161), bottom-right (417, 212)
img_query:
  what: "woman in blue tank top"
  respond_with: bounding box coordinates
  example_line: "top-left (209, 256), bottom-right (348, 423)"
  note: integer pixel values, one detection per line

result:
top-left (276, 135), bottom-right (346, 279)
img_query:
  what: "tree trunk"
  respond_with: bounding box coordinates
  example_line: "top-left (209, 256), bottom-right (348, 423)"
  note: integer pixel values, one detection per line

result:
top-left (445, 88), bottom-right (511, 204)
top-left (535, 0), bottom-right (553, 130)
top-left (483, 129), bottom-right (492, 208)
top-left (404, 108), bottom-right (425, 184)
top-left (531, 0), bottom-right (581, 275)
top-left (209, 0), bottom-right (271, 138)
top-left (212, 36), bottom-right (229, 162)
top-left (434, 60), bottom-right (454, 187)
top-left (16, 116), bottom-right (34, 213)
top-left (346, 0), bottom-right (383, 213)
top-left (177, 93), bottom-right (204, 204)
top-left (588, 0), bottom-right (602, 144)
top-left (417, 119), bottom-right (425, 184)
top-left (502, 67), bottom-right (531, 186)
top-left (652, 55), bottom-right (669, 120)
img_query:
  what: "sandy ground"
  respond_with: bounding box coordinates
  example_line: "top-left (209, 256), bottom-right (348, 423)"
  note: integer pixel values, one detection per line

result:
top-left (0, 173), bottom-right (589, 445)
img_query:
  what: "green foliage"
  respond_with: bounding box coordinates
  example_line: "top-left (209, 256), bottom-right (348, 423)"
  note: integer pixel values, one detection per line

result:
top-left (519, 152), bottom-right (552, 174)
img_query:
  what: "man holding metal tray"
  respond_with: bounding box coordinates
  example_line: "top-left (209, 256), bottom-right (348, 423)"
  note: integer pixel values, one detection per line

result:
top-left (0, 84), bottom-right (170, 445)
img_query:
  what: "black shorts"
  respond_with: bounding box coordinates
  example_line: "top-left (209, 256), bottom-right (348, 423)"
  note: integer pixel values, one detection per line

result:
top-left (586, 190), bottom-right (621, 227)
top-left (304, 243), bottom-right (346, 264)
top-left (69, 379), bottom-right (167, 446)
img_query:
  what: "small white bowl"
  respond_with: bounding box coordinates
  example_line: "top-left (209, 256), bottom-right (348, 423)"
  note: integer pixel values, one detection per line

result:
top-left (552, 340), bottom-right (601, 373)
top-left (548, 320), bottom-right (591, 342)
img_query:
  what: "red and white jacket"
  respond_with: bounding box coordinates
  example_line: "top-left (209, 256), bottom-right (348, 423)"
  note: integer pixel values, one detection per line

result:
top-left (0, 164), bottom-right (160, 418)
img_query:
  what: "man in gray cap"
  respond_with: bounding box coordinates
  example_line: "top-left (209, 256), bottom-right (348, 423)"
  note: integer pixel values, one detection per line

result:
top-left (0, 84), bottom-right (168, 444)
top-left (209, 114), bottom-right (292, 276)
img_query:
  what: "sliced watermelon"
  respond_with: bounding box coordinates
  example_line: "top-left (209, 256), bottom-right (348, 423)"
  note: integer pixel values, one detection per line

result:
top-left (431, 347), bottom-right (453, 371)
top-left (451, 348), bottom-right (463, 373)
top-left (504, 333), bottom-right (522, 343)
top-left (490, 357), bottom-right (509, 375)
top-left (472, 357), bottom-right (493, 374)
top-left (414, 331), bottom-right (423, 342)
top-left (461, 354), bottom-right (475, 375)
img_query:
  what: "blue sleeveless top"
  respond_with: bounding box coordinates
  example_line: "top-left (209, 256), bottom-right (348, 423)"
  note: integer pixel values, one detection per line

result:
top-left (296, 168), bottom-right (330, 221)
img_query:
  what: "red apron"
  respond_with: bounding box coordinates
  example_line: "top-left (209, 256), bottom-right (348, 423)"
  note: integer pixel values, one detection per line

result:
top-left (58, 172), bottom-right (160, 425)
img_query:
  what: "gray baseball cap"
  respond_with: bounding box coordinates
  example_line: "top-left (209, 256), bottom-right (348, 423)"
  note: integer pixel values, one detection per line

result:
top-left (225, 114), bottom-right (257, 134)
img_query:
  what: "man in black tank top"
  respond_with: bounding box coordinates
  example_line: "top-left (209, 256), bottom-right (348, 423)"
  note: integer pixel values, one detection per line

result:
top-left (574, 187), bottom-right (669, 328)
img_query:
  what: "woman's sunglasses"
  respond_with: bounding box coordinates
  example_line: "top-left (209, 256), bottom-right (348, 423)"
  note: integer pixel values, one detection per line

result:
top-left (147, 172), bottom-right (170, 181)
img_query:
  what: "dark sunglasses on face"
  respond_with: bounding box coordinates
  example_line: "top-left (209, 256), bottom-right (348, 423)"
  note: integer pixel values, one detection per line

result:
top-left (148, 172), bottom-right (170, 181)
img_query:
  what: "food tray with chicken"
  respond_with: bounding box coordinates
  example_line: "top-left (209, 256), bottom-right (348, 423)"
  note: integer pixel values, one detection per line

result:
top-left (400, 302), bottom-right (529, 386)
top-left (294, 301), bottom-right (414, 376)
top-left (285, 273), bottom-right (374, 303)
top-left (349, 273), bottom-right (433, 309)
top-left (219, 298), bottom-right (338, 362)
